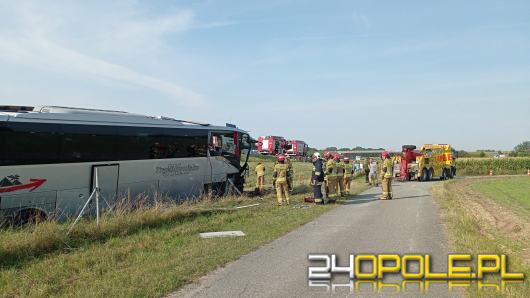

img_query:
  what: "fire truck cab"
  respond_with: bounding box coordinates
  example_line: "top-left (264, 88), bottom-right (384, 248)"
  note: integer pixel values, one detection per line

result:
top-left (257, 136), bottom-right (286, 155)
top-left (285, 140), bottom-right (308, 157)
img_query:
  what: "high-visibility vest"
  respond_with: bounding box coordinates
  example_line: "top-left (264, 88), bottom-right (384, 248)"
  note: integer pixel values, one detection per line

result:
top-left (383, 158), bottom-right (393, 178)
top-left (336, 162), bottom-right (345, 176)
top-left (274, 163), bottom-right (288, 183)
top-left (325, 159), bottom-right (336, 178)
top-left (343, 163), bottom-right (353, 178)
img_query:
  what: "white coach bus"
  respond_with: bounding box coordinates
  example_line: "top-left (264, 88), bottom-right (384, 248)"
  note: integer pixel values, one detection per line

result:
top-left (0, 106), bottom-right (252, 225)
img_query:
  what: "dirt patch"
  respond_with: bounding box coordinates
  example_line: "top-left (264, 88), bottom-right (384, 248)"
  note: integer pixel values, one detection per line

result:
top-left (446, 178), bottom-right (530, 263)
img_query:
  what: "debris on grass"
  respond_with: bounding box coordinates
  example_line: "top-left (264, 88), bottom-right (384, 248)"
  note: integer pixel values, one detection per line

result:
top-left (234, 203), bottom-right (260, 209)
top-left (199, 231), bottom-right (246, 238)
top-left (292, 205), bottom-right (311, 209)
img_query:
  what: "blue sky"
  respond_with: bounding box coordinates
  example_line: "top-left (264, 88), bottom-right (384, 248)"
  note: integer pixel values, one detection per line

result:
top-left (0, 0), bottom-right (528, 151)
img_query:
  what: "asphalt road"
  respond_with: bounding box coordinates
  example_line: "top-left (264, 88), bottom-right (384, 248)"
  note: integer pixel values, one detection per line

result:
top-left (172, 181), bottom-right (460, 298)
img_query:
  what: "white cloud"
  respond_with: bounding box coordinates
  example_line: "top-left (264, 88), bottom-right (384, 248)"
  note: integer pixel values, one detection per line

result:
top-left (0, 1), bottom-right (204, 106)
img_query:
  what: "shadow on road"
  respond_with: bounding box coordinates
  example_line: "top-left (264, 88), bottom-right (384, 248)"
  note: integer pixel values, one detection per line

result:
top-left (392, 194), bottom-right (431, 200)
top-left (338, 193), bottom-right (379, 205)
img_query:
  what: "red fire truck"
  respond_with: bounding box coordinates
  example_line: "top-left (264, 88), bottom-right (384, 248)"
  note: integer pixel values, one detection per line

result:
top-left (257, 136), bottom-right (286, 155)
top-left (285, 140), bottom-right (308, 157)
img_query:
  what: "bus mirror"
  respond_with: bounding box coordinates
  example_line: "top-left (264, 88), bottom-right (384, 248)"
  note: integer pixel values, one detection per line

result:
top-left (241, 134), bottom-right (251, 149)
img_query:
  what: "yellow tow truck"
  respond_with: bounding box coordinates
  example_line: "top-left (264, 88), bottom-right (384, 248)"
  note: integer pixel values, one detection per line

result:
top-left (411, 144), bottom-right (457, 181)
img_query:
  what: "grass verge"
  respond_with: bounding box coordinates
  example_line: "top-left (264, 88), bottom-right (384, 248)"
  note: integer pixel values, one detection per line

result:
top-left (0, 170), bottom-right (368, 297)
top-left (433, 177), bottom-right (530, 297)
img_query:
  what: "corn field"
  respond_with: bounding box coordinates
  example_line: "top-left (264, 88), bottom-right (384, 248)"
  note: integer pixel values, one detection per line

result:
top-left (456, 158), bottom-right (530, 176)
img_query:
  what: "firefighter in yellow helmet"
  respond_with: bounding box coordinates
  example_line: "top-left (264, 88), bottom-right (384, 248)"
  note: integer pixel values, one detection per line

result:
top-left (334, 153), bottom-right (345, 196)
top-left (380, 151), bottom-right (393, 200)
top-left (342, 157), bottom-right (354, 195)
top-left (273, 154), bottom-right (290, 206)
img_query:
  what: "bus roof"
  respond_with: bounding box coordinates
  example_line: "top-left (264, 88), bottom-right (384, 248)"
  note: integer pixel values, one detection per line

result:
top-left (0, 105), bottom-right (247, 133)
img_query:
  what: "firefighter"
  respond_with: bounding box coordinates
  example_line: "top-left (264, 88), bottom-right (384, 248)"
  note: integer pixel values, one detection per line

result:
top-left (379, 151), bottom-right (393, 200)
top-left (334, 153), bottom-right (345, 196)
top-left (285, 155), bottom-right (294, 191)
top-left (326, 153), bottom-right (338, 200)
top-left (322, 151), bottom-right (332, 198)
top-left (310, 152), bottom-right (325, 203)
top-left (254, 162), bottom-right (265, 192)
top-left (342, 157), bottom-right (354, 195)
top-left (273, 154), bottom-right (290, 206)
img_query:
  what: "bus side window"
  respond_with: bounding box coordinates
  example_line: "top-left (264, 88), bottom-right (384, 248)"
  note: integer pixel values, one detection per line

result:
top-left (60, 124), bottom-right (117, 162)
top-left (2, 122), bottom-right (60, 165)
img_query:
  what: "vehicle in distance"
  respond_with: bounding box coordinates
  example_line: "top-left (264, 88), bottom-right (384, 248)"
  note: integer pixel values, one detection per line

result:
top-left (285, 140), bottom-right (308, 157)
top-left (257, 136), bottom-right (286, 155)
top-left (407, 144), bottom-right (457, 181)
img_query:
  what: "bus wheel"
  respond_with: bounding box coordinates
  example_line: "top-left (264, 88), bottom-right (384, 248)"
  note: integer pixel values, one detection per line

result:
top-left (14, 209), bottom-right (47, 226)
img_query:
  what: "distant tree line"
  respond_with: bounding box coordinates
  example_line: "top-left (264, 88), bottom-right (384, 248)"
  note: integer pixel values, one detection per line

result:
top-left (312, 141), bottom-right (530, 158)
top-left (511, 141), bottom-right (530, 157)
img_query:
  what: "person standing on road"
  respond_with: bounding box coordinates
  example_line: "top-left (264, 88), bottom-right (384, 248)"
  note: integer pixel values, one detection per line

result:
top-left (323, 151), bottom-right (332, 199)
top-left (325, 153), bottom-right (338, 200)
top-left (369, 159), bottom-right (378, 186)
top-left (310, 152), bottom-right (325, 203)
top-left (273, 154), bottom-right (290, 206)
top-left (255, 162), bottom-right (266, 192)
top-left (379, 151), bottom-right (393, 200)
top-left (363, 158), bottom-right (371, 183)
top-left (335, 154), bottom-right (345, 196)
top-left (342, 157), bottom-right (354, 195)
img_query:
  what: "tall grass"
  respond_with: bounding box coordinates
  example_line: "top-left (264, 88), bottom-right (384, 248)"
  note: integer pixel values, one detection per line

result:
top-left (456, 157), bottom-right (530, 176)
top-left (0, 158), bottom-right (316, 270)
top-left (0, 197), bottom-right (245, 268)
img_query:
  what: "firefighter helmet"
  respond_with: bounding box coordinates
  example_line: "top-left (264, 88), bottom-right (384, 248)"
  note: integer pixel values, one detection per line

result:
top-left (277, 154), bottom-right (286, 162)
top-left (323, 151), bottom-right (331, 159)
top-left (381, 151), bottom-right (390, 159)
top-left (344, 157), bottom-right (350, 163)
top-left (333, 153), bottom-right (341, 160)
top-left (312, 152), bottom-right (321, 159)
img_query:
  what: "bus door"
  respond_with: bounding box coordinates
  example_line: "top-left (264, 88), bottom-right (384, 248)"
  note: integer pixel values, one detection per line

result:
top-left (91, 164), bottom-right (119, 210)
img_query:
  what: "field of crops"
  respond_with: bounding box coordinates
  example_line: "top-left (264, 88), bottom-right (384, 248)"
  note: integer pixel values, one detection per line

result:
top-left (456, 157), bottom-right (530, 176)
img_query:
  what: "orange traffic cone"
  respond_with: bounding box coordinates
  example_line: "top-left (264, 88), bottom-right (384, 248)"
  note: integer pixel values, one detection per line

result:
top-left (489, 170), bottom-right (494, 176)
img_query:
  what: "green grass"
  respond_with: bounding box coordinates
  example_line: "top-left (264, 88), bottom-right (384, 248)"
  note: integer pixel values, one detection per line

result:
top-left (472, 177), bottom-right (530, 219)
top-left (0, 196), bottom-right (332, 297)
top-left (433, 178), bottom-right (530, 297)
top-left (244, 159), bottom-right (314, 191)
top-left (0, 159), bottom-right (368, 297)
